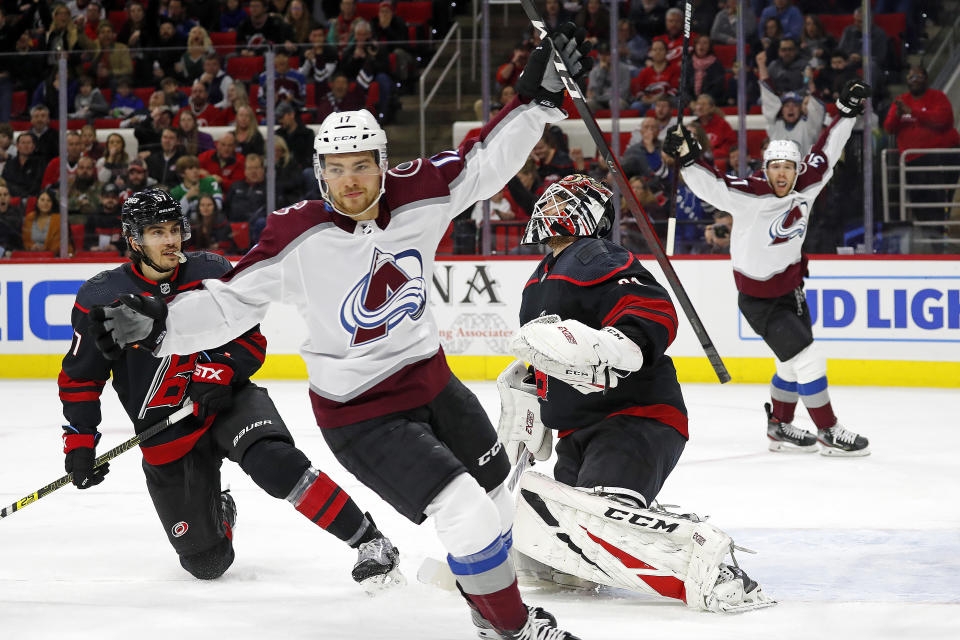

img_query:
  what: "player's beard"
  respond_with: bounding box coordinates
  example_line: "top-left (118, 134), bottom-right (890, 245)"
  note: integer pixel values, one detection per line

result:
top-left (332, 180), bottom-right (379, 217)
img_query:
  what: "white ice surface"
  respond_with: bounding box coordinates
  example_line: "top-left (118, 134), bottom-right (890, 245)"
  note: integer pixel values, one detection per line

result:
top-left (1, 380), bottom-right (958, 640)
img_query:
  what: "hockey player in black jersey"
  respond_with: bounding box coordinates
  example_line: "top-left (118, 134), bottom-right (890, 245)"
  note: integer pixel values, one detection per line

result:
top-left (497, 174), bottom-right (774, 613)
top-left (61, 189), bottom-right (402, 588)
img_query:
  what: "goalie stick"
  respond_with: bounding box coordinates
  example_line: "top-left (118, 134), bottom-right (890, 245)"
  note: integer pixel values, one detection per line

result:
top-left (1, 401), bottom-right (195, 520)
top-left (518, 0), bottom-right (730, 383)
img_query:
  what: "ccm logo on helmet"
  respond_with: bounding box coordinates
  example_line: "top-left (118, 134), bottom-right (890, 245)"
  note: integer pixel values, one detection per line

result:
top-left (332, 135), bottom-right (359, 141)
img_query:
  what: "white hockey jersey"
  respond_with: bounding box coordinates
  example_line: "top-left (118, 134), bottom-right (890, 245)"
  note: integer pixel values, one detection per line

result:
top-left (681, 115), bottom-right (855, 298)
top-left (155, 97), bottom-right (565, 427)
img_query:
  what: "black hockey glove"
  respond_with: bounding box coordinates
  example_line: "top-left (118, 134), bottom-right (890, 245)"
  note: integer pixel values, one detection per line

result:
top-left (89, 293), bottom-right (168, 360)
top-left (663, 125), bottom-right (702, 168)
top-left (837, 80), bottom-right (872, 117)
top-left (189, 352), bottom-right (237, 420)
top-left (63, 427), bottom-right (109, 489)
top-left (516, 22), bottom-right (593, 107)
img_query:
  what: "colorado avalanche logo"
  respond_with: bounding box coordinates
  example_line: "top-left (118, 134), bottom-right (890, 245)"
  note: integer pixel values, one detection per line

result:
top-left (340, 248), bottom-right (426, 346)
top-left (768, 200), bottom-right (808, 245)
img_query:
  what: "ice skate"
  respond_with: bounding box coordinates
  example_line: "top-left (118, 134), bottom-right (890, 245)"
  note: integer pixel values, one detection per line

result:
top-left (473, 605), bottom-right (580, 640)
top-left (471, 605), bottom-right (558, 640)
top-left (705, 564), bottom-right (777, 613)
top-left (351, 516), bottom-right (405, 593)
top-left (765, 403), bottom-right (817, 452)
top-left (513, 551), bottom-right (598, 591)
top-left (817, 422), bottom-right (870, 457)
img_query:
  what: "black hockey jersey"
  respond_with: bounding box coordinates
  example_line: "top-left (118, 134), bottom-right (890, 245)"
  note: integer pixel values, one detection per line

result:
top-left (519, 238), bottom-right (688, 439)
top-left (59, 253), bottom-right (267, 465)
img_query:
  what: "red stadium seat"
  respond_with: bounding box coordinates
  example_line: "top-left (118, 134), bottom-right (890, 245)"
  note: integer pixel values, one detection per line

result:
top-left (365, 81), bottom-right (380, 114)
top-left (227, 56), bottom-right (265, 82)
top-left (94, 118), bottom-right (124, 128)
top-left (817, 14), bottom-right (854, 40)
top-left (107, 10), bottom-right (127, 34)
top-left (230, 222), bottom-right (250, 250)
top-left (70, 224), bottom-right (85, 252)
top-left (356, 3), bottom-right (378, 20)
top-left (210, 31), bottom-right (237, 55)
top-left (11, 90), bottom-right (27, 118)
top-left (306, 83), bottom-right (316, 107)
top-left (73, 251), bottom-right (110, 259)
top-left (25, 197), bottom-right (37, 214)
top-left (132, 87), bottom-right (154, 105)
top-left (746, 129), bottom-right (767, 159)
top-left (9, 197), bottom-right (20, 208)
top-left (437, 222), bottom-right (454, 255)
top-left (11, 121), bottom-right (31, 131)
top-left (397, 1), bottom-right (432, 26)
top-left (601, 131), bottom-right (633, 150)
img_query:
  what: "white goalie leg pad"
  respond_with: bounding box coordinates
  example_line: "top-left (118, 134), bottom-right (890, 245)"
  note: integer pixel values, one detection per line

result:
top-left (513, 472), bottom-right (775, 612)
top-left (496, 359), bottom-right (551, 464)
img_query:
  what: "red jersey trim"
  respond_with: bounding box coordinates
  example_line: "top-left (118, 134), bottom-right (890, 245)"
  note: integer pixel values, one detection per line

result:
top-left (607, 404), bottom-right (689, 439)
top-left (602, 295), bottom-right (679, 345)
top-left (733, 257), bottom-right (807, 298)
top-left (74, 301), bottom-right (89, 313)
top-left (140, 419), bottom-right (212, 465)
top-left (545, 253), bottom-right (633, 286)
top-left (309, 350), bottom-right (452, 428)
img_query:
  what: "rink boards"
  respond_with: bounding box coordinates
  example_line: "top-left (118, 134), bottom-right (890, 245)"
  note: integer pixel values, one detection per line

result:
top-left (0, 255), bottom-right (957, 386)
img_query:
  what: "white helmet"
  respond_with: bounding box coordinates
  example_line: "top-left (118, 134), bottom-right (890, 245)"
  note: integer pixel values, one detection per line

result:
top-left (313, 110), bottom-right (388, 218)
top-left (521, 174), bottom-right (615, 245)
top-left (763, 139), bottom-right (801, 193)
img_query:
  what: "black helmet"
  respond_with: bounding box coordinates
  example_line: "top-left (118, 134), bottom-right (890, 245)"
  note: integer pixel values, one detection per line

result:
top-left (121, 188), bottom-right (191, 244)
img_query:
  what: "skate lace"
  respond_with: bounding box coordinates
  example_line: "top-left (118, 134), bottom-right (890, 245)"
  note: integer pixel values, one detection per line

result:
top-left (780, 422), bottom-right (811, 440)
top-left (517, 618), bottom-right (568, 640)
top-left (827, 424), bottom-right (858, 445)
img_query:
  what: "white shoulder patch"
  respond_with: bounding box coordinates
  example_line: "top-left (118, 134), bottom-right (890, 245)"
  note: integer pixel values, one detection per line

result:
top-left (387, 158), bottom-right (423, 178)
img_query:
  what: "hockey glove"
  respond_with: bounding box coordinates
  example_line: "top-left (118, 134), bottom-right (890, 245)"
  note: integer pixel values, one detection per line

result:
top-left (89, 293), bottom-right (168, 359)
top-left (516, 22), bottom-right (593, 107)
top-left (663, 125), bottom-right (702, 168)
top-left (496, 359), bottom-right (552, 465)
top-left (63, 427), bottom-right (109, 489)
top-left (190, 352), bottom-right (237, 420)
top-left (510, 315), bottom-right (644, 394)
top-left (836, 80), bottom-right (872, 117)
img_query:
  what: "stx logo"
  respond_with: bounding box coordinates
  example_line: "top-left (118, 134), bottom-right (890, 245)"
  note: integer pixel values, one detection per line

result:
top-left (558, 326), bottom-right (577, 344)
top-left (233, 419), bottom-right (273, 447)
top-left (193, 363), bottom-right (227, 381)
top-left (603, 508), bottom-right (680, 533)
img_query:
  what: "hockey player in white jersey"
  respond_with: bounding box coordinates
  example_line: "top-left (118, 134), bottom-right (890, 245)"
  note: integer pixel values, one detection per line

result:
top-left (87, 23), bottom-right (594, 640)
top-left (663, 79), bottom-right (872, 456)
top-left (494, 175), bottom-right (774, 614)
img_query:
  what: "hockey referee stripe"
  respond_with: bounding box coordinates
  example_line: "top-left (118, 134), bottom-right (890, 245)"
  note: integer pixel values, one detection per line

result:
top-left (4, 355), bottom-right (960, 387)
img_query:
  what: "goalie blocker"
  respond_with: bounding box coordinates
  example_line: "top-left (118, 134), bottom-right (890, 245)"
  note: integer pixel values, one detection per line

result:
top-left (513, 471), bottom-right (776, 613)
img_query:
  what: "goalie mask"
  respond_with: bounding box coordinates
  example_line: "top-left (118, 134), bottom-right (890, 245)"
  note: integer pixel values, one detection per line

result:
top-left (521, 174), bottom-right (615, 245)
top-left (121, 189), bottom-right (190, 271)
top-left (313, 109), bottom-right (388, 218)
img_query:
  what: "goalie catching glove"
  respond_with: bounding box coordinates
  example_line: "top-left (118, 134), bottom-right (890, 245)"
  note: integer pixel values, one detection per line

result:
top-left (509, 314), bottom-right (644, 394)
top-left (496, 359), bottom-right (552, 465)
top-left (88, 293), bottom-right (168, 359)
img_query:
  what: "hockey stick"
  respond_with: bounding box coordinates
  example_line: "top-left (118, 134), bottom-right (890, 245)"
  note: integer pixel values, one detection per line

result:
top-left (0, 401), bottom-right (195, 520)
top-left (666, 0), bottom-right (693, 257)
top-left (519, 0), bottom-right (730, 383)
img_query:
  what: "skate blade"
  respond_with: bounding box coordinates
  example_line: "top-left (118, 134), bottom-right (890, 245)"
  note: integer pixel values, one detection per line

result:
top-left (359, 566), bottom-right (407, 595)
top-left (768, 440), bottom-right (818, 453)
top-left (818, 444), bottom-right (871, 457)
top-left (715, 595), bottom-right (778, 613)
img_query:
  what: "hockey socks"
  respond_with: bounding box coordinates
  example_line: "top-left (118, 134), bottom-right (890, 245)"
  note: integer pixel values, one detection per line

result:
top-left (448, 537), bottom-right (528, 632)
top-left (769, 374), bottom-right (798, 423)
top-left (286, 466), bottom-right (367, 544)
top-left (797, 376), bottom-right (838, 430)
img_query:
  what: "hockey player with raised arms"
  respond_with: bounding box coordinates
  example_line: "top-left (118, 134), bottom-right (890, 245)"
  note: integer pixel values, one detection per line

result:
top-left (663, 78), bottom-right (871, 457)
top-left (496, 174), bottom-right (773, 613)
top-left (64, 189), bottom-right (402, 587)
top-left (86, 23), bottom-right (594, 640)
